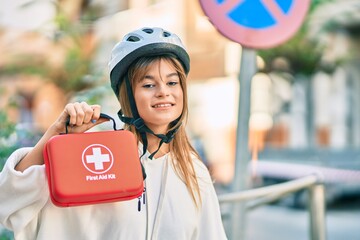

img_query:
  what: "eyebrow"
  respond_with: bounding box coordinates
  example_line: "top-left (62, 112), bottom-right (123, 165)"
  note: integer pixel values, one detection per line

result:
top-left (141, 72), bottom-right (179, 81)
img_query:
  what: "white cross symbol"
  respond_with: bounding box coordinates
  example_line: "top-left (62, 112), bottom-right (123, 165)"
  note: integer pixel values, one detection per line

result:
top-left (85, 147), bottom-right (110, 170)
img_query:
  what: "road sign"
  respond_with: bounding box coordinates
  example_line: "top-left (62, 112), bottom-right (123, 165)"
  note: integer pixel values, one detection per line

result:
top-left (199, 0), bottom-right (310, 49)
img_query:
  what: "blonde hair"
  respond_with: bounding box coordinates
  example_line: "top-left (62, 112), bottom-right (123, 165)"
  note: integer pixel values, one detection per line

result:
top-left (118, 55), bottom-right (201, 207)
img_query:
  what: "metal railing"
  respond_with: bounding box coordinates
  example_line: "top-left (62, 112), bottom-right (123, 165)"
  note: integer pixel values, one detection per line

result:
top-left (218, 174), bottom-right (326, 240)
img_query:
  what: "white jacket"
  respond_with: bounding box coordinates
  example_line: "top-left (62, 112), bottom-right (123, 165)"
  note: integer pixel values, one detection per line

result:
top-left (0, 147), bottom-right (227, 240)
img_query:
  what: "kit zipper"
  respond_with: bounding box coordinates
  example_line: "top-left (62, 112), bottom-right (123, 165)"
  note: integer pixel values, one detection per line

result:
top-left (137, 187), bottom-right (147, 212)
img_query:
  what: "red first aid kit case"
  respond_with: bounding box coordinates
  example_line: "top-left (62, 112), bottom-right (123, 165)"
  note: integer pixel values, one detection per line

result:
top-left (43, 113), bottom-right (144, 207)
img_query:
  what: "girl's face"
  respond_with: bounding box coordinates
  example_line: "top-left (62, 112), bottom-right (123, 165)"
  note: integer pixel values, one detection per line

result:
top-left (133, 58), bottom-right (184, 133)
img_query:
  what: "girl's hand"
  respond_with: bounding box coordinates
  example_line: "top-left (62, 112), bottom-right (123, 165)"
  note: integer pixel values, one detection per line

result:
top-left (16, 102), bottom-right (109, 172)
top-left (51, 102), bottom-right (108, 134)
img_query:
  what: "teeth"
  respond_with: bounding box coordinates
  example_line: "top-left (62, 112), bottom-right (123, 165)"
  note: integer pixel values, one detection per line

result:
top-left (154, 103), bottom-right (172, 108)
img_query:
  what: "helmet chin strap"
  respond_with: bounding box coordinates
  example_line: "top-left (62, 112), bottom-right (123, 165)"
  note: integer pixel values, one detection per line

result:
top-left (118, 75), bottom-right (180, 160)
top-left (117, 110), bottom-right (180, 159)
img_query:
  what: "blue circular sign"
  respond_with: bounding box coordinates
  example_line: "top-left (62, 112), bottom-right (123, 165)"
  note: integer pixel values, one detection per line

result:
top-left (200, 0), bottom-right (310, 49)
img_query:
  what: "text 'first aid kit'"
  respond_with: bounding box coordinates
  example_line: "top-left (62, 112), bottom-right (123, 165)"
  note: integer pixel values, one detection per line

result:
top-left (43, 113), bottom-right (144, 207)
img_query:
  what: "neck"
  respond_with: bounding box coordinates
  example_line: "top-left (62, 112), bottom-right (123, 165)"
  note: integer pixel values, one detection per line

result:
top-left (145, 123), bottom-right (168, 136)
top-left (146, 133), bottom-right (170, 158)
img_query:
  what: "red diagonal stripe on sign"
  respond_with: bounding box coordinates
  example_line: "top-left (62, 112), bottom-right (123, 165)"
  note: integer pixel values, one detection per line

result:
top-left (218, 0), bottom-right (245, 13)
top-left (261, 0), bottom-right (289, 23)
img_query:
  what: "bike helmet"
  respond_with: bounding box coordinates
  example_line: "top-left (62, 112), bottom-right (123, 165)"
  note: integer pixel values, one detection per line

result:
top-left (109, 27), bottom-right (190, 97)
top-left (108, 27), bottom-right (190, 160)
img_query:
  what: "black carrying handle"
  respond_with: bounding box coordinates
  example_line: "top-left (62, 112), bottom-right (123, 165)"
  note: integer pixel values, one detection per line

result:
top-left (65, 113), bottom-right (117, 134)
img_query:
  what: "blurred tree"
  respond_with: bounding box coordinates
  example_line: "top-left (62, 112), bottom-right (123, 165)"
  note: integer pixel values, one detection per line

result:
top-left (258, 0), bottom-right (334, 76)
top-left (50, 14), bottom-right (98, 94)
top-left (0, 0), bottom-right (104, 95)
top-left (0, 228), bottom-right (13, 240)
top-left (0, 110), bottom-right (17, 171)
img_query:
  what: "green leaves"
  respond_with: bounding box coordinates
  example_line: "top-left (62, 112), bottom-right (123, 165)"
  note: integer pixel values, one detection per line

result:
top-left (0, 110), bottom-right (17, 171)
top-left (258, 0), bottom-right (333, 76)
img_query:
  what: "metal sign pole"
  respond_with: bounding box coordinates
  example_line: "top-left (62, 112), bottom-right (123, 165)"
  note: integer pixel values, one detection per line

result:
top-left (199, 2), bottom-right (310, 239)
top-left (230, 47), bottom-right (257, 240)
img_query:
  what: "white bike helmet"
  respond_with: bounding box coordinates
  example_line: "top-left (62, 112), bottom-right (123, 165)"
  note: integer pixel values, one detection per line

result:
top-left (109, 27), bottom-right (190, 97)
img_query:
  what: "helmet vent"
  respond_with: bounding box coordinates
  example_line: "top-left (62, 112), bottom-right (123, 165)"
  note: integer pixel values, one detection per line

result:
top-left (142, 28), bottom-right (154, 34)
top-left (163, 31), bottom-right (171, 37)
top-left (126, 36), bottom-right (140, 42)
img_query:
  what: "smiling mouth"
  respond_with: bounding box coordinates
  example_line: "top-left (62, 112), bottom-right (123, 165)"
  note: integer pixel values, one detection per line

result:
top-left (153, 103), bottom-right (174, 108)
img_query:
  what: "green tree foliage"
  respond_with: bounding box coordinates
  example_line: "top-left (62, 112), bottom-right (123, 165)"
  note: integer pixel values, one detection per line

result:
top-left (0, 3), bottom-right (101, 95)
top-left (0, 110), bottom-right (17, 171)
top-left (258, 0), bottom-right (334, 75)
top-left (50, 10), bottom-right (97, 93)
top-left (0, 230), bottom-right (13, 240)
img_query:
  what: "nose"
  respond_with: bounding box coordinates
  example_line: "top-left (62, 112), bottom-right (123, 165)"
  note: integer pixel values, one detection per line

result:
top-left (156, 82), bottom-right (170, 97)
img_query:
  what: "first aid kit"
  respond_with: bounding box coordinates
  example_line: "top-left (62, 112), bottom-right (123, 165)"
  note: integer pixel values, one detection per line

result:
top-left (43, 113), bottom-right (145, 207)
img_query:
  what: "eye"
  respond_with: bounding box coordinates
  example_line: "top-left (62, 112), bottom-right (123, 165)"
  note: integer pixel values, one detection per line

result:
top-left (167, 81), bottom-right (179, 86)
top-left (142, 83), bottom-right (155, 88)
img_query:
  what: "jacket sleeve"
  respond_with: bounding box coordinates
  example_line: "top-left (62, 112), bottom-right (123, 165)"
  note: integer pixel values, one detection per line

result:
top-left (0, 148), bottom-right (49, 232)
top-left (195, 160), bottom-right (228, 240)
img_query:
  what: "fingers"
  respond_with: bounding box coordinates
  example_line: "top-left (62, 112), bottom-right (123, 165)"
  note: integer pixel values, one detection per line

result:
top-left (50, 102), bottom-right (104, 135)
top-left (91, 104), bottom-right (101, 122)
top-left (65, 102), bottom-right (101, 126)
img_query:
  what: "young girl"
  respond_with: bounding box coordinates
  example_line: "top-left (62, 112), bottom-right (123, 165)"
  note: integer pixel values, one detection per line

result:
top-left (0, 27), bottom-right (227, 239)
